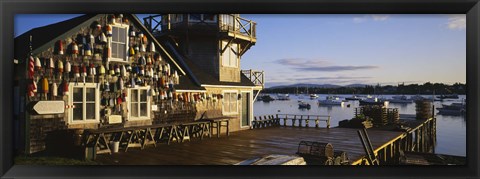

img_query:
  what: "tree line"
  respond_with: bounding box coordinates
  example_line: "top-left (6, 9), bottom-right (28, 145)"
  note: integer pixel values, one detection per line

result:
top-left (262, 82), bottom-right (466, 95)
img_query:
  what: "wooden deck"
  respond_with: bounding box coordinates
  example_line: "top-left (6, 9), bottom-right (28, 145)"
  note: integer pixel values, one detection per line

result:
top-left (95, 126), bottom-right (403, 165)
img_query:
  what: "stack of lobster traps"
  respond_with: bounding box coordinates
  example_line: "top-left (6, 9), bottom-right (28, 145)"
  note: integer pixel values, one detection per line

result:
top-left (295, 141), bottom-right (349, 165)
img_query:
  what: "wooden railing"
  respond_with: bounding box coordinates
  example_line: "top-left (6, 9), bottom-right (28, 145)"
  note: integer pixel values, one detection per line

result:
top-left (352, 117), bottom-right (437, 165)
top-left (252, 114), bottom-right (331, 129)
top-left (219, 14), bottom-right (256, 40)
top-left (241, 69), bottom-right (264, 88)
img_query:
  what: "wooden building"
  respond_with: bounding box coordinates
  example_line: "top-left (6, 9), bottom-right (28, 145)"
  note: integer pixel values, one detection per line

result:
top-left (14, 14), bottom-right (263, 154)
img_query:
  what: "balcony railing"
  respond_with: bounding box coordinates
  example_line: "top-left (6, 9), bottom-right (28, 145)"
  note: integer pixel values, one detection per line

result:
top-left (242, 69), bottom-right (264, 88)
top-left (219, 14), bottom-right (256, 40)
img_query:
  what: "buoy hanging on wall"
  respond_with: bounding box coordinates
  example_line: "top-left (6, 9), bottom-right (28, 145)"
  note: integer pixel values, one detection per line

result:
top-left (28, 56), bottom-right (35, 79)
top-left (54, 40), bottom-right (64, 55)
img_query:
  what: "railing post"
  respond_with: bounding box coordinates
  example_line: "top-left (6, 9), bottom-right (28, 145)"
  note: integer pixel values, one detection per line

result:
top-left (327, 116), bottom-right (331, 129)
top-left (305, 116), bottom-right (309, 128)
top-left (299, 115), bottom-right (303, 127)
top-left (292, 115), bottom-right (296, 127)
top-left (315, 116), bottom-right (319, 128)
top-left (283, 114), bottom-right (287, 127)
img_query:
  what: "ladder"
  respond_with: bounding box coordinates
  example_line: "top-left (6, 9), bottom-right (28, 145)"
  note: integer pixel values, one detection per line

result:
top-left (357, 128), bottom-right (380, 165)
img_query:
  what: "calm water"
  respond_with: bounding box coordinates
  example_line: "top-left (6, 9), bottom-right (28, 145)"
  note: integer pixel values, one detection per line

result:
top-left (254, 94), bottom-right (466, 157)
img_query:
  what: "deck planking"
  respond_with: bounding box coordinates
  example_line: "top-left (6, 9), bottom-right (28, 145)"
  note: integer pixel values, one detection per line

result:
top-left (95, 127), bottom-right (403, 165)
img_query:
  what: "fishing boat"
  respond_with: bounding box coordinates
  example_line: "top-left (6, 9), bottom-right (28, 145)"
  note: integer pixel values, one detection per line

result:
top-left (318, 95), bottom-right (344, 105)
top-left (309, 94), bottom-right (319, 99)
top-left (359, 95), bottom-right (388, 106)
top-left (345, 95), bottom-right (360, 101)
top-left (277, 94), bottom-right (290, 100)
top-left (389, 95), bottom-right (413, 103)
top-left (298, 101), bottom-right (311, 109)
top-left (437, 102), bottom-right (465, 115)
top-left (438, 94), bottom-right (459, 99)
top-left (260, 94), bottom-right (275, 102)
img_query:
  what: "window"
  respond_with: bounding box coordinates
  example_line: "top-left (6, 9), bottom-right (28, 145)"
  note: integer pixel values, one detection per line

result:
top-left (221, 40), bottom-right (239, 68)
top-left (110, 25), bottom-right (128, 62)
top-left (222, 91), bottom-right (238, 115)
top-left (129, 86), bottom-right (150, 120)
top-left (69, 83), bottom-right (100, 124)
top-left (188, 14), bottom-right (217, 22)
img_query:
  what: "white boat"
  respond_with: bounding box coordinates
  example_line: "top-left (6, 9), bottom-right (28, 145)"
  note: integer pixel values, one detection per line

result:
top-left (345, 95), bottom-right (360, 101)
top-left (277, 94), bottom-right (290, 100)
top-left (318, 96), bottom-right (344, 105)
top-left (309, 94), bottom-right (319, 99)
top-left (359, 95), bottom-right (388, 106)
top-left (389, 95), bottom-right (412, 103)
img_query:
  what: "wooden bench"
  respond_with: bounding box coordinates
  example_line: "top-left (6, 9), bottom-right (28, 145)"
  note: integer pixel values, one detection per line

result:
top-left (199, 117), bottom-right (234, 138)
top-left (253, 115), bottom-right (279, 129)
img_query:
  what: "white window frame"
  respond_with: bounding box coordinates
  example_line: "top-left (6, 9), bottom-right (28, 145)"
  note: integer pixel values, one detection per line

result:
top-left (108, 24), bottom-right (129, 62)
top-left (127, 86), bottom-right (151, 121)
top-left (221, 40), bottom-right (239, 68)
top-left (222, 90), bottom-right (238, 115)
top-left (68, 83), bottom-right (100, 124)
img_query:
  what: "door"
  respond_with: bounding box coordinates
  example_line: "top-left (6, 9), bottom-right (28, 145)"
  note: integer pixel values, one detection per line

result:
top-left (241, 92), bottom-right (251, 127)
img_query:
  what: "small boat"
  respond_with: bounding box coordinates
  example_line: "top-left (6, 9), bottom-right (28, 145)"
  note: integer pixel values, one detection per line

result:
top-left (277, 94), bottom-right (290, 100)
top-left (389, 95), bottom-right (412, 103)
top-left (260, 95), bottom-right (275, 102)
top-left (437, 100), bottom-right (466, 115)
top-left (318, 95), bottom-right (344, 105)
top-left (345, 95), bottom-right (360, 101)
top-left (359, 95), bottom-right (388, 106)
top-left (309, 94), bottom-right (319, 99)
top-left (438, 94), bottom-right (459, 99)
top-left (298, 101), bottom-right (311, 109)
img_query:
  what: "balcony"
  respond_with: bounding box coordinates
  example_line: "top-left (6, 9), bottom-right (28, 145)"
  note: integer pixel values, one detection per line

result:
top-left (242, 69), bottom-right (264, 89)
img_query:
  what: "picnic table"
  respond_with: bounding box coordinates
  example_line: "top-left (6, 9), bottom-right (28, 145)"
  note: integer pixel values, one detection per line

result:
top-left (82, 120), bottom-right (212, 159)
top-left (199, 116), bottom-right (235, 138)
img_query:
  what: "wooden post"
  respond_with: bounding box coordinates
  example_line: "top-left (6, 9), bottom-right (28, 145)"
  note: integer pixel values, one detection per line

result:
top-left (283, 115), bottom-right (287, 127)
top-left (306, 116), bottom-right (310, 127)
top-left (327, 116), bottom-right (331, 129)
top-left (292, 115), bottom-right (296, 127)
top-left (276, 114), bottom-right (279, 126)
top-left (299, 115), bottom-right (303, 127)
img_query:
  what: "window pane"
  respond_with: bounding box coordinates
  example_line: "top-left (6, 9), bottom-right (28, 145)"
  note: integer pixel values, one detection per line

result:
top-left (131, 90), bottom-right (138, 102)
top-left (85, 103), bottom-right (95, 120)
top-left (73, 88), bottom-right (83, 102)
top-left (73, 105), bottom-right (83, 121)
top-left (112, 27), bottom-right (119, 42)
top-left (111, 43), bottom-right (118, 58)
top-left (118, 44), bottom-right (126, 59)
top-left (131, 103), bottom-right (138, 117)
top-left (230, 94), bottom-right (237, 112)
top-left (119, 28), bottom-right (126, 43)
top-left (204, 14), bottom-right (215, 21)
top-left (140, 103), bottom-right (147, 116)
top-left (140, 90), bottom-right (147, 102)
top-left (190, 14), bottom-right (201, 21)
top-left (86, 88), bottom-right (95, 101)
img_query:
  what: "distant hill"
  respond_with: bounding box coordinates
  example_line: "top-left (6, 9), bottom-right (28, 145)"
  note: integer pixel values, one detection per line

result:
top-left (268, 83), bottom-right (364, 89)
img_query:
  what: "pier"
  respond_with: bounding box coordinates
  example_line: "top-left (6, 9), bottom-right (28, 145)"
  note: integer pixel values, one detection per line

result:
top-left (94, 114), bottom-right (436, 165)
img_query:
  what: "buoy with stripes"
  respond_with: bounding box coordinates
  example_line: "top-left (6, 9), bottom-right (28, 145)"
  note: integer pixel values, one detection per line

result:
top-left (55, 40), bottom-right (64, 55)
top-left (129, 26), bottom-right (136, 37)
top-left (140, 43), bottom-right (146, 52)
top-left (106, 25), bottom-right (113, 37)
top-left (62, 80), bottom-right (69, 96)
top-left (70, 41), bottom-right (79, 55)
top-left (99, 32), bottom-right (107, 44)
top-left (28, 81), bottom-right (36, 97)
top-left (28, 56), bottom-right (34, 79)
top-left (84, 43), bottom-right (92, 56)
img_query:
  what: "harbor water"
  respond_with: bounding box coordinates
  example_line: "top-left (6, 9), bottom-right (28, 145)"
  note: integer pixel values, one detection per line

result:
top-left (254, 94), bottom-right (466, 157)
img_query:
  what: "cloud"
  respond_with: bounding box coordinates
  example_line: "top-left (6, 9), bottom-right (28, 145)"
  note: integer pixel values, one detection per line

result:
top-left (353, 15), bottom-right (390, 23)
top-left (275, 58), bottom-right (379, 72)
top-left (446, 14), bottom-right (466, 30)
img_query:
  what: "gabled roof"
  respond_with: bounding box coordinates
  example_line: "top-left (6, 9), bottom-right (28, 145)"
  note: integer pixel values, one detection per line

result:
top-left (14, 14), bottom-right (187, 77)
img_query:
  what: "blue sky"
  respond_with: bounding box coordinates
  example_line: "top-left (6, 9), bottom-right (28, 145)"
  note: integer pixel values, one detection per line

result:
top-left (15, 14), bottom-right (466, 88)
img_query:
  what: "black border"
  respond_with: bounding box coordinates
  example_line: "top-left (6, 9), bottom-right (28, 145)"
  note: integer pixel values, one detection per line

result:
top-left (1, 0), bottom-right (479, 178)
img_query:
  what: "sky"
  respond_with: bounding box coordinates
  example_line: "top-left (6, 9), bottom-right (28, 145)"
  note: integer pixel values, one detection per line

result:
top-left (15, 14), bottom-right (466, 88)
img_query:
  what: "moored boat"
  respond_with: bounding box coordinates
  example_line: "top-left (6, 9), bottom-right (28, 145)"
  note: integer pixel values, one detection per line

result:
top-left (298, 101), bottom-right (311, 109)
top-left (389, 95), bottom-right (412, 103)
top-left (277, 93), bottom-right (290, 100)
top-left (359, 95), bottom-right (388, 106)
top-left (309, 94), bottom-right (319, 99)
top-left (318, 95), bottom-right (344, 105)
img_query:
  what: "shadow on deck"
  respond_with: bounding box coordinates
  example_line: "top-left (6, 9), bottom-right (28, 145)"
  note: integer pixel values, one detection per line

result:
top-left (95, 127), bottom-right (403, 165)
